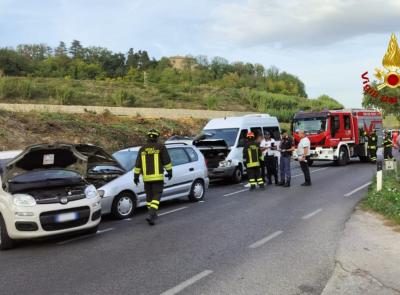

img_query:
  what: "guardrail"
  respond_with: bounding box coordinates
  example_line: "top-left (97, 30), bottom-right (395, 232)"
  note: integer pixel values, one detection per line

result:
top-left (0, 103), bottom-right (253, 120)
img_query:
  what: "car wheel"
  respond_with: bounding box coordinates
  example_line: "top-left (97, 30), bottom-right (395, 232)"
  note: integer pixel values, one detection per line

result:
top-left (188, 180), bottom-right (205, 202)
top-left (111, 192), bottom-right (136, 219)
top-left (0, 214), bottom-right (14, 250)
top-left (336, 147), bottom-right (349, 166)
top-left (231, 166), bottom-right (243, 183)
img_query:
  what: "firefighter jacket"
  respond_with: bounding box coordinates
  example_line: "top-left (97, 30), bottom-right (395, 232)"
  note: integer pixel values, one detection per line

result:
top-left (383, 136), bottom-right (393, 148)
top-left (368, 133), bottom-right (378, 150)
top-left (243, 140), bottom-right (262, 168)
top-left (133, 142), bottom-right (173, 182)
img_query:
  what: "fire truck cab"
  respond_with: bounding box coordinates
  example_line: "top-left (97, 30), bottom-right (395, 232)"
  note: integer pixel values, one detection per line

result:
top-left (292, 109), bottom-right (383, 165)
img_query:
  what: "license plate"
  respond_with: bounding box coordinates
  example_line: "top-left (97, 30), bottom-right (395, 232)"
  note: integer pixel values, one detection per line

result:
top-left (55, 212), bottom-right (78, 223)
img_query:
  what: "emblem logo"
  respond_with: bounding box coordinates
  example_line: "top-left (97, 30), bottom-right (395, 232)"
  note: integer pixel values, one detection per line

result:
top-left (60, 197), bottom-right (68, 204)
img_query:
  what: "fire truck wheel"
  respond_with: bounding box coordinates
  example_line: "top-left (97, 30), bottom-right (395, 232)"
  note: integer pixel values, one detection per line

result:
top-left (336, 147), bottom-right (349, 166)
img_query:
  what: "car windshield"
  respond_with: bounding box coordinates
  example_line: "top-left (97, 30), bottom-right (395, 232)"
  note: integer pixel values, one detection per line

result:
top-left (113, 150), bottom-right (138, 171)
top-left (202, 128), bottom-right (239, 147)
top-left (293, 117), bottom-right (327, 134)
top-left (9, 169), bottom-right (82, 184)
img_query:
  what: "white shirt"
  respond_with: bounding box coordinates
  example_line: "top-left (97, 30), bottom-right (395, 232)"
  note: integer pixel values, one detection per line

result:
top-left (260, 138), bottom-right (277, 156)
top-left (297, 137), bottom-right (311, 157)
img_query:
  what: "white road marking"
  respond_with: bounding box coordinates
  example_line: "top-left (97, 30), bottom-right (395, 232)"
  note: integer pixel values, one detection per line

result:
top-left (248, 230), bottom-right (283, 249)
top-left (160, 270), bottom-right (213, 295)
top-left (158, 207), bottom-right (188, 216)
top-left (302, 208), bottom-right (323, 220)
top-left (223, 188), bottom-right (249, 197)
top-left (57, 227), bottom-right (115, 245)
top-left (344, 181), bottom-right (372, 197)
top-left (292, 167), bottom-right (329, 178)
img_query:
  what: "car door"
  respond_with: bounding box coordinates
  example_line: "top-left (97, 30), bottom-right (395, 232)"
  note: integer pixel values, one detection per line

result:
top-left (163, 147), bottom-right (193, 199)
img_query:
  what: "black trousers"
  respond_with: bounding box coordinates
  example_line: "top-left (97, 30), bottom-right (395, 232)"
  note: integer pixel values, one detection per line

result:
top-left (384, 147), bottom-right (393, 159)
top-left (299, 158), bottom-right (311, 184)
top-left (247, 166), bottom-right (264, 186)
top-left (144, 181), bottom-right (164, 215)
top-left (265, 155), bottom-right (278, 183)
top-left (368, 147), bottom-right (377, 161)
top-left (260, 159), bottom-right (266, 181)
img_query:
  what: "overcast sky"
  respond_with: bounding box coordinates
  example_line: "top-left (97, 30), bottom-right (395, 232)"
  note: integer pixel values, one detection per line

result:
top-left (1, 0), bottom-right (400, 107)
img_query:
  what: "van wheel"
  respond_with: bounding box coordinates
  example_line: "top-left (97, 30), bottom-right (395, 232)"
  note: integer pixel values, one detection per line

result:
top-left (188, 180), bottom-right (205, 202)
top-left (231, 166), bottom-right (243, 183)
top-left (336, 147), bottom-right (349, 166)
top-left (111, 192), bottom-right (136, 219)
top-left (0, 215), bottom-right (14, 250)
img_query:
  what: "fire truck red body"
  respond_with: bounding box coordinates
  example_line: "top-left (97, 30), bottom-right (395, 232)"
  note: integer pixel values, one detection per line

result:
top-left (292, 109), bottom-right (383, 165)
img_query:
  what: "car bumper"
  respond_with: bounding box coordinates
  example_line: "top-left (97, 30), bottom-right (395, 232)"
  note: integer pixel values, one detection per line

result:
top-left (207, 166), bottom-right (236, 178)
top-left (3, 197), bottom-right (101, 240)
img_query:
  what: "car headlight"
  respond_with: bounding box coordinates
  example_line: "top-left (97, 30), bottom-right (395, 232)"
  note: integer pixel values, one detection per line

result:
top-left (13, 194), bottom-right (36, 207)
top-left (219, 160), bottom-right (232, 168)
top-left (85, 185), bottom-right (98, 199)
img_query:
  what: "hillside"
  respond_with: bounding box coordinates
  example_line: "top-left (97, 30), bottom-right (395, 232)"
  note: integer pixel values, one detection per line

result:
top-left (0, 109), bottom-right (205, 152)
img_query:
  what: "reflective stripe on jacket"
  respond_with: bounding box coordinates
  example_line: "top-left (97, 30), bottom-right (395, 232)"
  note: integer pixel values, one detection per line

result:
top-left (243, 140), bottom-right (262, 168)
top-left (133, 142), bottom-right (172, 182)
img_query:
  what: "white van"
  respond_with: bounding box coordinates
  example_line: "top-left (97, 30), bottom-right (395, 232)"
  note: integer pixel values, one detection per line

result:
top-left (167, 114), bottom-right (281, 183)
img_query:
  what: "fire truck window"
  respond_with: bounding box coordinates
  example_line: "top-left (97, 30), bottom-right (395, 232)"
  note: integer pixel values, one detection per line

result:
top-left (344, 116), bottom-right (351, 130)
top-left (330, 116), bottom-right (340, 136)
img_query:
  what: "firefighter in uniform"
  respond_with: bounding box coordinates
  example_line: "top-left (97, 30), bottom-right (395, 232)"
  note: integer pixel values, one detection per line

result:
top-left (368, 130), bottom-right (378, 163)
top-left (383, 131), bottom-right (393, 159)
top-left (243, 131), bottom-right (264, 190)
top-left (133, 129), bottom-right (173, 225)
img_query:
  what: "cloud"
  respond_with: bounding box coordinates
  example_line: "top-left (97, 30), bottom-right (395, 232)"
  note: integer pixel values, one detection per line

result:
top-left (211, 0), bottom-right (400, 47)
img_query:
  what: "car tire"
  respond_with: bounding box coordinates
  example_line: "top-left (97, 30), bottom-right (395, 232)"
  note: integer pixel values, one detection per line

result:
top-left (0, 214), bottom-right (14, 250)
top-left (188, 180), bottom-right (205, 202)
top-left (111, 191), bottom-right (136, 219)
top-left (231, 166), bottom-right (243, 183)
top-left (336, 147), bottom-right (349, 166)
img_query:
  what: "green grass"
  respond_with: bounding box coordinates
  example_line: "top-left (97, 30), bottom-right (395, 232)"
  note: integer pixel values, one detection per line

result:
top-left (362, 171), bottom-right (400, 225)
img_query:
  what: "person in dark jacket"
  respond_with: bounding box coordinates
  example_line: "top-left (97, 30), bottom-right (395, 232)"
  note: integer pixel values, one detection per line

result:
top-left (278, 131), bottom-right (295, 187)
top-left (383, 131), bottom-right (393, 159)
top-left (134, 129), bottom-right (173, 225)
top-left (243, 131), bottom-right (264, 190)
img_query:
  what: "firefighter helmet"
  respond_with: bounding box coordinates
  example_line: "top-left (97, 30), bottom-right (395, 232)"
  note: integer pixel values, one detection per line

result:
top-left (147, 129), bottom-right (160, 139)
top-left (246, 131), bottom-right (255, 139)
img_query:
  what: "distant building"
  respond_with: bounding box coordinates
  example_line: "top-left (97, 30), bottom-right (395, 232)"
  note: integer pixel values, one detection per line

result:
top-left (169, 56), bottom-right (197, 70)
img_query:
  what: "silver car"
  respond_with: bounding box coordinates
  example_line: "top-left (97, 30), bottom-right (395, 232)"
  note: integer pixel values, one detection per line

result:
top-left (98, 144), bottom-right (209, 219)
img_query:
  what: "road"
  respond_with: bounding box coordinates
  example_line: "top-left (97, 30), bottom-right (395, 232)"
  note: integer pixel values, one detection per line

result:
top-left (0, 160), bottom-right (376, 295)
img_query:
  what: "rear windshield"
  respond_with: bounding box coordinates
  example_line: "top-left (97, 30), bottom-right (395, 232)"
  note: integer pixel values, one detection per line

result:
top-left (113, 150), bottom-right (138, 171)
top-left (202, 128), bottom-right (239, 147)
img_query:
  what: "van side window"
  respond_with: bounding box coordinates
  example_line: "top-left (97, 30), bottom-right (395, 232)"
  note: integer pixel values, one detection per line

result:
top-left (250, 127), bottom-right (262, 138)
top-left (263, 127), bottom-right (281, 140)
top-left (237, 129), bottom-right (248, 147)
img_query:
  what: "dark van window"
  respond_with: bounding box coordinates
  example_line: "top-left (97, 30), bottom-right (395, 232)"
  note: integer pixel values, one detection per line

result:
top-left (237, 129), bottom-right (248, 147)
top-left (263, 127), bottom-right (281, 140)
top-left (250, 127), bottom-right (262, 138)
top-left (185, 148), bottom-right (198, 162)
top-left (168, 148), bottom-right (190, 166)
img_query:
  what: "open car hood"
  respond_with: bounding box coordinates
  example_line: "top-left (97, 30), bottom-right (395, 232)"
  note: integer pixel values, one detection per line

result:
top-left (194, 138), bottom-right (229, 150)
top-left (74, 144), bottom-right (124, 172)
top-left (4, 143), bottom-right (88, 184)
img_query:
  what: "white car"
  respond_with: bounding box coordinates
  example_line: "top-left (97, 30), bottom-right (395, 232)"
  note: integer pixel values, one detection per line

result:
top-left (98, 144), bottom-right (209, 219)
top-left (0, 144), bottom-right (102, 250)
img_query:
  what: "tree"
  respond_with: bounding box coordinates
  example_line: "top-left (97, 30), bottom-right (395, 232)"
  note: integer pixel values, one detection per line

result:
top-left (16, 44), bottom-right (52, 61)
top-left (0, 48), bottom-right (32, 75)
top-left (69, 40), bottom-right (84, 59)
top-left (55, 41), bottom-right (68, 56)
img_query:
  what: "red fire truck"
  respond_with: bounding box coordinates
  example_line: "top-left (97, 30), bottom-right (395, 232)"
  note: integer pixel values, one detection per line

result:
top-left (292, 109), bottom-right (383, 166)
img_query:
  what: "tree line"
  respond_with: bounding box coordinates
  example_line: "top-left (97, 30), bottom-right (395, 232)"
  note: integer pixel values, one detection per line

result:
top-left (0, 40), bottom-right (307, 98)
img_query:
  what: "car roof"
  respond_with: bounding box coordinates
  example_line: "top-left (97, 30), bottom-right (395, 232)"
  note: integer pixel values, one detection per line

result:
top-left (115, 144), bottom-right (197, 153)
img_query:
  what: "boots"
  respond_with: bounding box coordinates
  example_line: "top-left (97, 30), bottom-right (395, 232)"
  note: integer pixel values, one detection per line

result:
top-left (283, 181), bottom-right (290, 187)
top-left (146, 210), bottom-right (158, 226)
top-left (259, 183), bottom-right (265, 190)
top-left (250, 184), bottom-right (256, 190)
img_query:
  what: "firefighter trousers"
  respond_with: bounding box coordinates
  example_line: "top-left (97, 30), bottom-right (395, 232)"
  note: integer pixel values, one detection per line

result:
top-left (384, 147), bottom-right (393, 159)
top-left (144, 181), bottom-right (164, 216)
top-left (247, 166), bottom-right (264, 187)
top-left (368, 147), bottom-right (377, 162)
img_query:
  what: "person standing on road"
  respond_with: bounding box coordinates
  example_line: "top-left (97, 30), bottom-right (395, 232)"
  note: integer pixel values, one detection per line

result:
top-left (261, 132), bottom-right (279, 185)
top-left (383, 131), bottom-right (393, 160)
top-left (257, 134), bottom-right (267, 182)
top-left (243, 131), bottom-right (264, 190)
top-left (278, 131), bottom-right (295, 187)
top-left (133, 129), bottom-right (173, 225)
top-left (368, 129), bottom-right (378, 163)
top-left (297, 130), bottom-right (312, 186)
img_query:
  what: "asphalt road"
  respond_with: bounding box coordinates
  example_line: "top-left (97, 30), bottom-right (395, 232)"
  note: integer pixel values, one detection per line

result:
top-left (0, 160), bottom-right (377, 295)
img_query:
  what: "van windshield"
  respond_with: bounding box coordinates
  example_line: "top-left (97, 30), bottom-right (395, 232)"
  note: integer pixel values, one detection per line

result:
top-left (202, 128), bottom-right (239, 147)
